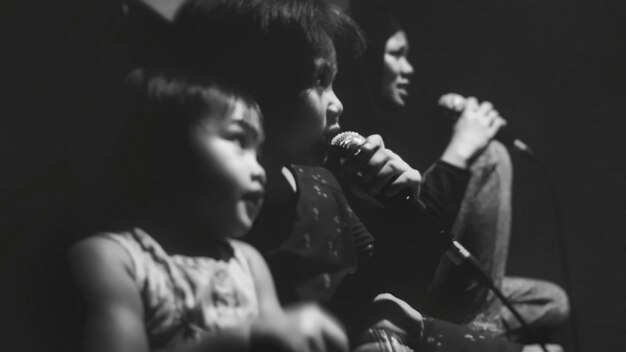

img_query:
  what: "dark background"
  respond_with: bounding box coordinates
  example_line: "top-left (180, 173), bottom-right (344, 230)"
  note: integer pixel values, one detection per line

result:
top-left (1, 0), bottom-right (625, 351)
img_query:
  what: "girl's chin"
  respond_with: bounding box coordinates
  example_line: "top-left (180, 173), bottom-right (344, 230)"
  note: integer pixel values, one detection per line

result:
top-left (237, 203), bottom-right (261, 233)
top-left (298, 156), bottom-right (325, 167)
top-left (228, 221), bottom-right (252, 239)
top-left (303, 141), bottom-right (331, 166)
top-left (285, 151), bottom-right (325, 166)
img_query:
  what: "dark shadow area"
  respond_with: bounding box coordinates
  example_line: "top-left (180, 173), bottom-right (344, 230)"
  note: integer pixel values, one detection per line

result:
top-left (1, 0), bottom-right (625, 350)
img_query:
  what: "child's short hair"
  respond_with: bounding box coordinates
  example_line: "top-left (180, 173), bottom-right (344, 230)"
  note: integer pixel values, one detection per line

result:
top-left (108, 68), bottom-right (261, 210)
top-left (169, 0), bottom-right (365, 113)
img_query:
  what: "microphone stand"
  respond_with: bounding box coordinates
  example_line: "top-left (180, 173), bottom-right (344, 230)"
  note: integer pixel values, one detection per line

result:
top-left (411, 197), bottom-right (551, 352)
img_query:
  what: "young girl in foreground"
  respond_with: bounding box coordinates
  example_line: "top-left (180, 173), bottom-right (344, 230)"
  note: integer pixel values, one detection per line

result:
top-left (68, 69), bottom-right (348, 352)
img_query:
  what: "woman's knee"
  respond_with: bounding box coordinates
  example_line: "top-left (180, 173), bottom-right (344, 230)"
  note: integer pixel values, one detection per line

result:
top-left (542, 281), bottom-right (570, 326)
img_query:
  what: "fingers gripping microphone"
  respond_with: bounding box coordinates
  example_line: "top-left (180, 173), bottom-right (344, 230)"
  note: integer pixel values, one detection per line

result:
top-left (328, 131), bottom-right (546, 348)
top-left (328, 131), bottom-right (419, 207)
top-left (327, 131), bottom-right (377, 181)
top-left (438, 93), bottom-right (534, 155)
top-left (327, 131), bottom-right (492, 286)
top-left (328, 132), bottom-right (420, 207)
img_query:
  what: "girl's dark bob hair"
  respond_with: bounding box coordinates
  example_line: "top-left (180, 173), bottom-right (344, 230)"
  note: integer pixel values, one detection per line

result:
top-left (97, 68), bottom-right (261, 221)
top-left (168, 0), bottom-right (365, 113)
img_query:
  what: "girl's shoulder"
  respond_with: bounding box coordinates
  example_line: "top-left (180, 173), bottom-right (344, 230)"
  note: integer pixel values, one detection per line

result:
top-left (69, 228), bottom-right (161, 283)
top-left (69, 231), bottom-right (134, 268)
top-left (67, 231), bottom-right (145, 307)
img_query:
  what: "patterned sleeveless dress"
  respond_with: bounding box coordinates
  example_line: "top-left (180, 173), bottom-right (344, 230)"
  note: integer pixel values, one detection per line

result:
top-left (102, 228), bottom-right (259, 349)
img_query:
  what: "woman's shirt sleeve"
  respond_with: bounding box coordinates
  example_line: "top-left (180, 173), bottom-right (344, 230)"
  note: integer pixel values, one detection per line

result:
top-left (420, 160), bottom-right (472, 230)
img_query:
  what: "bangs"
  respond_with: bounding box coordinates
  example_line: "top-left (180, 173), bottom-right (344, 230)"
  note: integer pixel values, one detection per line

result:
top-left (117, 68), bottom-right (261, 186)
top-left (201, 88), bottom-right (265, 143)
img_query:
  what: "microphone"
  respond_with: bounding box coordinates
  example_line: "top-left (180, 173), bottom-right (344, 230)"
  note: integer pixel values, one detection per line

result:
top-left (438, 93), bottom-right (534, 155)
top-left (328, 131), bottom-right (430, 208)
top-left (328, 131), bottom-right (546, 348)
top-left (327, 131), bottom-right (493, 285)
top-left (327, 131), bottom-right (421, 207)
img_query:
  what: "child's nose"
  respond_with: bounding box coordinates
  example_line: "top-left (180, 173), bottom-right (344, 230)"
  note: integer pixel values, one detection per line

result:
top-left (327, 90), bottom-right (343, 123)
top-left (251, 159), bottom-right (266, 186)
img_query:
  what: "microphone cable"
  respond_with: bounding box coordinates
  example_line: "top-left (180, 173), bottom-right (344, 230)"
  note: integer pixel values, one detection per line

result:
top-left (438, 95), bottom-right (579, 350)
top-left (516, 150), bottom-right (581, 352)
top-left (413, 197), bottom-right (551, 352)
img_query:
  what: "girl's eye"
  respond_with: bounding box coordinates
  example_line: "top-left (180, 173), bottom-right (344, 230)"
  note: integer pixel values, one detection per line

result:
top-left (388, 50), bottom-right (404, 58)
top-left (314, 66), bottom-right (335, 89)
top-left (234, 136), bottom-right (263, 158)
top-left (231, 133), bottom-right (261, 153)
top-left (315, 75), bottom-right (332, 89)
top-left (229, 134), bottom-right (247, 148)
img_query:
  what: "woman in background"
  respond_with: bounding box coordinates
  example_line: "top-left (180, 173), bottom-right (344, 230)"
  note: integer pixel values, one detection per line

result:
top-left (337, 3), bottom-right (569, 345)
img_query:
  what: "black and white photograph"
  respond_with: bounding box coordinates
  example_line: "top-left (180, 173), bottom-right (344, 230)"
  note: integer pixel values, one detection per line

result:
top-left (2, 0), bottom-right (625, 351)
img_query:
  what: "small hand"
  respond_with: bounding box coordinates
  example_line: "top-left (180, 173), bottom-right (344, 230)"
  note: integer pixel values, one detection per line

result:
top-left (442, 97), bottom-right (506, 169)
top-left (345, 134), bottom-right (421, 206)
top-left (522, 344), bottom-right (563, 352)
top-left (253, 304), bottom-right (348, 352)
top-left (352, 294), bottom-right (423, 352)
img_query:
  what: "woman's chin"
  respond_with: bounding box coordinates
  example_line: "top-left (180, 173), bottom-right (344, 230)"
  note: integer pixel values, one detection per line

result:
top-left (380, 95), bottom-right (406, 111)
top-left (391, 94), bottom-right (407, 108)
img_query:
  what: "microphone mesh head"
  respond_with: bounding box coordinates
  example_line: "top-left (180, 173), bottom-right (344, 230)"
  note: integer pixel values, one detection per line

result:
top-left (326, 131), bottom-right (368, 178)
top-left (330, 131), bottom-right (366, 151)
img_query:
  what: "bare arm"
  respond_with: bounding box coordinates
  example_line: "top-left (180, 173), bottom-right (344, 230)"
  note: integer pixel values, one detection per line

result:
top-left (237, 240), bottom-right (349, 352)
top-left (69, 237), bottom-right (150, 352)
top-left (69, 237), bottom-right (255, 352)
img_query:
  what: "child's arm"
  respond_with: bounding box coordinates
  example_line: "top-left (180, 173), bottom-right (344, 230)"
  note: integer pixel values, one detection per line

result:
top-left (237, 240), bottom-right (350, 352)
top-left (68, 237), bottom-right (151, 352)
top-left (69, 237), bottom-right (255, 352)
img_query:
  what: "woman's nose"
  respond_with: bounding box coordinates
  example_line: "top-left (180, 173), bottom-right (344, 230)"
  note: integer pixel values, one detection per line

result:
top-left (402, 57), bottom-right (414, 75)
